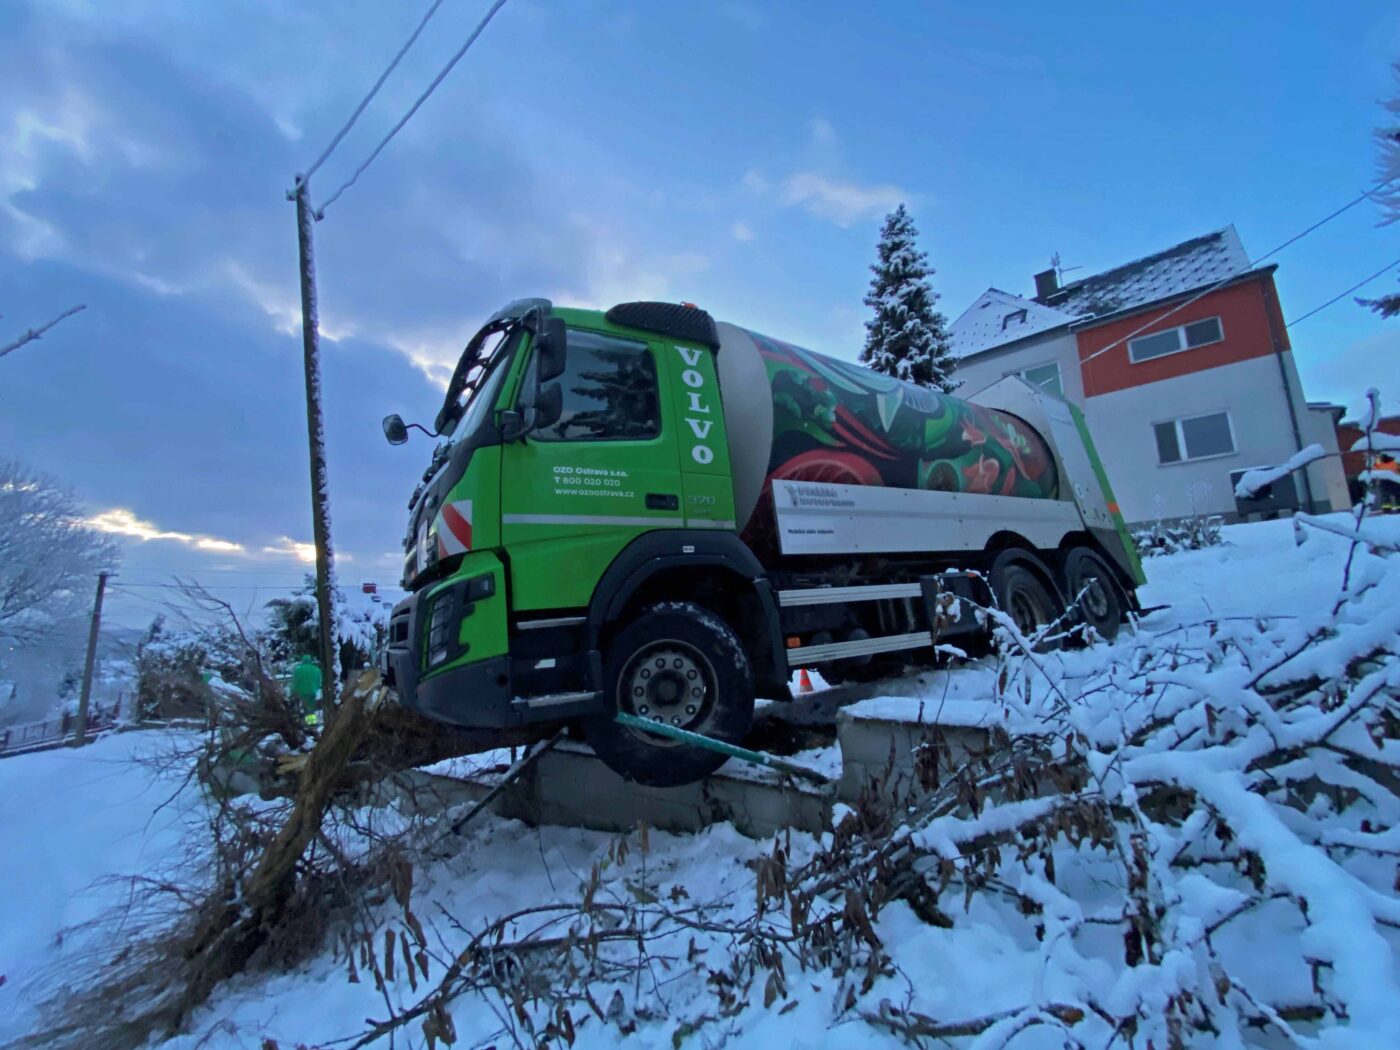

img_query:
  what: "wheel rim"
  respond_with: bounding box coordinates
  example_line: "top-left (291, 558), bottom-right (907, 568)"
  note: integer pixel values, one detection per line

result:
top-left (618, 639), bottom-right (716, 744)
top-left (1076, 570), bottom-right (1112, 620)
top-left (1007, 584), bottom-right (1051, 635)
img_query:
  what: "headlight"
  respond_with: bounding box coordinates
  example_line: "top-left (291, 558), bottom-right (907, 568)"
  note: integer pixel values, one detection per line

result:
top-left (426, 594), bottom-right (454, 668)
top-left (422, 573), bottom-right (494, 671)
top-left (416, 519), bottom-right (430, 572)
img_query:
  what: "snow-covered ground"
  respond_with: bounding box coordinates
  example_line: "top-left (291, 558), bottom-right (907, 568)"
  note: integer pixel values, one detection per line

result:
top-left (1, 514), bottom-right (1397, 1048)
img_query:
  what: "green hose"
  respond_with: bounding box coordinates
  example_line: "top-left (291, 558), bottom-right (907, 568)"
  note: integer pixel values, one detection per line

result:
top-left (614, 712), bottom-right (831, 786)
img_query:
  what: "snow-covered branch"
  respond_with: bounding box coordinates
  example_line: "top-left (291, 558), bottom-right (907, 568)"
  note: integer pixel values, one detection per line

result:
top-left (1234, 442), bottom-right (1327, 499)
top-left (0, 304), bottom-right (86, 361)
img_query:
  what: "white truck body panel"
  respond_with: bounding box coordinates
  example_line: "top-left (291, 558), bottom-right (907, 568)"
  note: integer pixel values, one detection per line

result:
top-left (772, 479), bottom-right (1084, 556)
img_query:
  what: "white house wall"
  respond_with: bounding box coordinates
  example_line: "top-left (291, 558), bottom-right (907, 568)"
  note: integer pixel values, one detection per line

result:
top-left (1272, 345), bottom-right (1349, 514)
top-left (952, 329), bottom-right (1084, 403)
top-left (1081, 354), bottom-right (1320, 523)
top-left (1303, 406), bottom-right (1352, 513)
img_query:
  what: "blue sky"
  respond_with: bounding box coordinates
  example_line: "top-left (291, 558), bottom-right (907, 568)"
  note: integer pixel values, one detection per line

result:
top-left (2, 0), bottom-right (1398, 626)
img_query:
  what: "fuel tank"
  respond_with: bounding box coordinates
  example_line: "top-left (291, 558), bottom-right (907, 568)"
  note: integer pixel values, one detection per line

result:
top-left (713, 324), bottom-right (1059, 548)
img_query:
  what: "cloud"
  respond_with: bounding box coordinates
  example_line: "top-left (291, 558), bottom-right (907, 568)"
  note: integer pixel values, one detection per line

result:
top-left (86, 509), bottom-right (245, 552)
top-left (1296, 326), bottom-right (1400, 410)
top-left (730, 220), bottom-right (754, 242)
top-left (546, 215), bottom-right (711, 308)
top-left (741, 131), bottom-right (904, 230)
top-left (223, 260), bottom-right (355, 342)
top-left (0, 0), bottom-right (740, 612)
top-left (262, 537), bottom-right (320, 563)
top-left (808, 117), bottom-right (836, 147)
top-left (778, 172), bottom-right (905, 228)
top-left (0, 6), bottom-right (596, 381)
top-left (720, 4), bottom-right (763, 31)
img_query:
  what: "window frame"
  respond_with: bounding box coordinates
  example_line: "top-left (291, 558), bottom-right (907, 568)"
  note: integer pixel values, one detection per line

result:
top-left (1152, 409), bottom-right (1238, 466)
top-left (523, 328), bottom-right (665, 445)
top-left (1127, 315), bottom-right (1225, 364)
top-left (1013, 361), bottom-right (1063, 396)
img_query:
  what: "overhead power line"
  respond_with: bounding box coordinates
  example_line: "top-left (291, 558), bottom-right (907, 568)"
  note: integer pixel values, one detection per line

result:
top-left (1078, 176), bottom-right (1399, 370)
top-left (300, 0), bottom-right (450, 184)
top-left (316, 0), bottom-right (512, 215)
top-left (1285, 256), bottom-right (1400, 328)
top-left (105, 587), bottom-right (178, 618)
top-left (114, 581), bottom-right (301, 591)
top-left (119, 565), bottom-right (315, 580)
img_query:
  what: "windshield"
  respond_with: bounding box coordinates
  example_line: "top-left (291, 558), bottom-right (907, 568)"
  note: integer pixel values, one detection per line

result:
top-left (439, 329), bottom-right (518, 441)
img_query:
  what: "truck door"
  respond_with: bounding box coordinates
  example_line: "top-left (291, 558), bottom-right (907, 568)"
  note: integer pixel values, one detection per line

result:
top-left (500, 328), bottom-right (683, 612)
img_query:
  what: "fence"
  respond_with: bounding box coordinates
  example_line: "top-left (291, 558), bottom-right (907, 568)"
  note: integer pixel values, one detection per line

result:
top-left (0, 710), bottom-right (117, 758)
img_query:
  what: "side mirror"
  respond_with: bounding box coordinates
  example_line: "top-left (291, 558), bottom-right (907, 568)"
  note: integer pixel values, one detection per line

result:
top-left (536, 318), bottom-right (567, 383)
top-left (535, 382), bottom-right (563, 430)
top-left (382, 414), bottom-right (409, 445)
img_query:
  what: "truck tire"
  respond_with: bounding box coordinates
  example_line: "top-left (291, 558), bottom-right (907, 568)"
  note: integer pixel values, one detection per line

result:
top-left (1063, 547), bottom-right (1123, 641)
top-left (585, 602), bottom-right (755, 787)
top-left (989, 552), bottom-right (1063, 651)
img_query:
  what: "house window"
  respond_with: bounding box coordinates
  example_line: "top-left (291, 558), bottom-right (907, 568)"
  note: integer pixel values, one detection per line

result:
top-left (1017, 362), bottom-right (1062, 396)
top-left (1153, 410), bottom-right (1236, 464)
top-left (1128, 316), bottom-right (1224, 363)
top-left (1001, 309), bottom-right (1027, 330)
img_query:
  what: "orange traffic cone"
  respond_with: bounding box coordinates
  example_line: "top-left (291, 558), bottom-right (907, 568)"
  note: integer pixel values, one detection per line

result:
top-left (798, 668), bottom-right (814, 694)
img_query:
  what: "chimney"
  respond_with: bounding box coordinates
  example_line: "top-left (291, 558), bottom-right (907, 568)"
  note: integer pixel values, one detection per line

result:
top-left (1033, 268), bottom-right (1059, 300)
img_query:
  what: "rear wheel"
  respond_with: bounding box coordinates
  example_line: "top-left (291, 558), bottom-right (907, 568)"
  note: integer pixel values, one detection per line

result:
top-left (1063, 547), bottom-right (1124, 641)
top-left (989, 552), bottom-right (1063, 650)
top-left (585, 601), bottom-right (754, 787)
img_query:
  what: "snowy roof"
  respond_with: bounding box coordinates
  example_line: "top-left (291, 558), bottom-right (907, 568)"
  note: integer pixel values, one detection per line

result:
top-left (948, 288), bottom-right (1074, 360)
top-left (1037, 225), bottom-right (1251, 320)
top-left (950, 226), bottom-right (1258, 364)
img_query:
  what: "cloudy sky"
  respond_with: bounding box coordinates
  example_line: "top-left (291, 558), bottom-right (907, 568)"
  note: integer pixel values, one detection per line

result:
top-left (2, 0), bottom-right (1398, 627)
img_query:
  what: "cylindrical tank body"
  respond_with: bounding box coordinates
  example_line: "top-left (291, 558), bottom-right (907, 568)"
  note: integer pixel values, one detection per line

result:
top-left (715, 324), bottom-right (1059, 540)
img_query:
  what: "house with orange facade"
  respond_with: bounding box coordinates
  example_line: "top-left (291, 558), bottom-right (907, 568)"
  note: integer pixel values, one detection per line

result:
top-left (948, 226), bottom-right (1350, 524)
top-left (1336, 412), bottom-right (1400, 504)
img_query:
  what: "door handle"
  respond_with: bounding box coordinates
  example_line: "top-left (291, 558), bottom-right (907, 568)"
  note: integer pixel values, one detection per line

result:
top-left (646, 493), bottom-right (680, 511)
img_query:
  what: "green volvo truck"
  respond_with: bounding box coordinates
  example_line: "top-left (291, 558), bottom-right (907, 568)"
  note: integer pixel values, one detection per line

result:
top-left (382, 299), bottom-right (1144, 786)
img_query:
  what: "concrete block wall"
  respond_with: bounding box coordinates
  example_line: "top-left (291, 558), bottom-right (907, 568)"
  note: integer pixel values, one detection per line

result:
top-left (411, 741), bottom-right (833, 839)
top-left (836, 713), bottom-right (989, 806)
top-left (398, 713), bottom-right (1012, 841)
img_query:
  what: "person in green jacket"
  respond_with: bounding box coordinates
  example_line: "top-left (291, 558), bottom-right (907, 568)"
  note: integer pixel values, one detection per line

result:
top-left (290, 654), bottom-right (323, 726)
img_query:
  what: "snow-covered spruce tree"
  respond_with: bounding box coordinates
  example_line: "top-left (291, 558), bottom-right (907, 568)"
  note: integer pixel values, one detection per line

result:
top-left (860, 204), bottom-right (956, 392)
top-left (1362, 61), bottom-right (1400, 318)
top-left (261, 574), bottom-right (386, 680)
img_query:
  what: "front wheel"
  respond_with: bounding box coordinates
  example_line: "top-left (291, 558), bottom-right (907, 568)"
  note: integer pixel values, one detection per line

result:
top-left (584, 602), bottom-right (754, 787)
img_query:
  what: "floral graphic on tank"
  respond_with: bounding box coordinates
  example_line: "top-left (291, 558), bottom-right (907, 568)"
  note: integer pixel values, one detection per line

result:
top-left (746, 328), bottom-right (1059, 500)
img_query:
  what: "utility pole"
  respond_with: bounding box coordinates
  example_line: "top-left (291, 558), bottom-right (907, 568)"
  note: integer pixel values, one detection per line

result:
top-left (74, 570), bottom-right (111, 747)
top-left (290, 175), bottom-right (340, 719)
